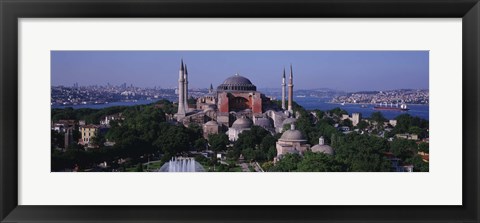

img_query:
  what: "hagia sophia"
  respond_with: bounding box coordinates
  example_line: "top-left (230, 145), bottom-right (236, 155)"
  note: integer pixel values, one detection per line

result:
top-left (174, 60), bottom-right (334, 162)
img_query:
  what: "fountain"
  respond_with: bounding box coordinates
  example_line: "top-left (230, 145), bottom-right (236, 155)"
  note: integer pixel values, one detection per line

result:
top-left (158, 157), bottom-right (205, 172)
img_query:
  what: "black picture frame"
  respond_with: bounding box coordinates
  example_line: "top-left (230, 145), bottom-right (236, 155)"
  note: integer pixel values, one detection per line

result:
top-left (1, 0), bottom-right (479, 222)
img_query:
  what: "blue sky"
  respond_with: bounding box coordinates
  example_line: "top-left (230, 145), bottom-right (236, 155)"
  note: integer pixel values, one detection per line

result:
top-left (51, 51), bottom-right (428, 92)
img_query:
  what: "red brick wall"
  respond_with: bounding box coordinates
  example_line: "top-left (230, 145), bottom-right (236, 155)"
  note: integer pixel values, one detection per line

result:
top-left (218, 93), bottom-right (229, 113)
top-left (218, 91), bottom-right (263, 114)
top-left (252, 93), bottom-right (262, 114)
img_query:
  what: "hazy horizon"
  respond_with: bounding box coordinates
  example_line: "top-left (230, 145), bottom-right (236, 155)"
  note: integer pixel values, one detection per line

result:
top-left (51, 51), bottom-right (429, 92)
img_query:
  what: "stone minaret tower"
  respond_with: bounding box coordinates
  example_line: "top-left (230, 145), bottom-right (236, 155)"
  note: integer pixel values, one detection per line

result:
top-left (183, 64), bottom-right (189, 111)
top-left (176, 59), bottom-right (186, 121)
top-left (281, 68), bottom-right (286, 110)
top-left (288, 64), bottom-right (294, 113)
top-left (209, 83), bottom-right (214, 94)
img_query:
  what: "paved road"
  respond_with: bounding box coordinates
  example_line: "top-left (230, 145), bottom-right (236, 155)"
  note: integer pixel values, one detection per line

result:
top-left (252, 162), bottom-right (264, 172)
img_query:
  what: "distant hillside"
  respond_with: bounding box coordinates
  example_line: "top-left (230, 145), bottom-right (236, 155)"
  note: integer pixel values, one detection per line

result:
top-left (259, 88), bottom-right (346, 99)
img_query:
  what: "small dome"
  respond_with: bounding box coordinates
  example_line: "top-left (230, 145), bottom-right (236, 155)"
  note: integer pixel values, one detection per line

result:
top-left (232, 117), bottom-right (252, 129)
top-left (205, 120), bottom-right (218, 126)
top-left (282, 118), bottom-right (297, 126)
top-left (280, 129), bottom-right (306, 142)
top-left (254, 117), bottom-right (272, 128)
top-left (311, 144), bottom-right (334, 155)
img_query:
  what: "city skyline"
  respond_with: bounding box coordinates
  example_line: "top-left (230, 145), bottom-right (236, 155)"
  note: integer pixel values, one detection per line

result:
top-left (51, 51), bottom-right (429, 92)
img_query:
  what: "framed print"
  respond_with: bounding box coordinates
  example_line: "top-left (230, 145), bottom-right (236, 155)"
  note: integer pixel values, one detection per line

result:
top-left (1, 0), bottom-right (479, 222)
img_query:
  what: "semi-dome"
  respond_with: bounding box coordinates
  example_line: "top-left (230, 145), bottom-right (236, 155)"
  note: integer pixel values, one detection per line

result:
top-left (280, 129), bottom-right (306, 142)
top-left (217, 74), bottom-right (257, 92)
top-left (232, 117), bottom-right (253, 129)
top-left (311, 144), bottom-right (334, 155)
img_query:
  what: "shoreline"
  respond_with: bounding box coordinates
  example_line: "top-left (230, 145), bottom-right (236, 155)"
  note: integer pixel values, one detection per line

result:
top-left (326, 102), bottom-right (429, 106)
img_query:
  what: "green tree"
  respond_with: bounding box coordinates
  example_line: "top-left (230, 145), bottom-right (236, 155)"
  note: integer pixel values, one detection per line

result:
top-left (260, 135), bottom-right (277, 161)
top-left (394, 114), bottom-right (429, 135)
top-left (208, 133), bottom-right (229, 153)
top-left (328, 107), bottom-right (348, 117)
top-left (233, 126), bottom-right (273, 162)
top-left (262, 161), bottom-right (275, 172)
top-left (242, 147), bottom-right (257, 161)
top-left (91, 132), bottom-right (106, 147)
top-left (314, 110), bottom-right (325, 120)
top-left (408, 126), bottom-right (423, 136)
top-left (418, 142), bottom-right (429, 153)
top-left (271, 153), bottom-right (302, 172)
top-left (135, 163), bottom-right (144, 172)
top-left (370, 112), bottom-right (387, 129)
top-left (356, 120), bottom-right (369, 130)
top-left (297, 151), bottom-right (343, 172)
top-left (341, 118), bottom-right (353, 128)
top-left (194, 138), bottom-right (208, 151)
top-left (334, 133), bottom-right (391, 172)
top-left (153, 123), bottom-right (190, 155)
top-left (51, 130), bottom-right (64, 149)
top-left (406, 155), bottom-right (429, 172)
top-left (390, 138), bottom-right (417, 161)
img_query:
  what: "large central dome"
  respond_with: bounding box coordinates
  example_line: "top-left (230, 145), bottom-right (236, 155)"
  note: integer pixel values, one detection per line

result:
top-left (223, 74), bottom-right (253, 85)
top-left (217, 74), bottom-right (257, 92)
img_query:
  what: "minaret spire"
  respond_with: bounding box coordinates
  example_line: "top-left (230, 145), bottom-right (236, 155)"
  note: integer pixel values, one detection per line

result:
top-left (288, 64), bottom-right (294, 113)
top-left (281, 67), bottom-right (286, 110)
top-left (290, 64), bottom-right (293, 81)
top-left (184, 64), bottom-right (189, 111)
top-left (176, 59), bottom-right (186, 121)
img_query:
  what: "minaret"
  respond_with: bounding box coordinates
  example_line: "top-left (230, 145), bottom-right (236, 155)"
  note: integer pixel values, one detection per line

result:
top-left (281, 68), bottom-right (286, 110)
top-left (176, 59), bottom-right (186, 121)
top-left (183, 64), bottom-right (189, 111)
top-left (209, 83), bottom-right (213, 94)
top-left (288, 64), bottom-right (294, 113)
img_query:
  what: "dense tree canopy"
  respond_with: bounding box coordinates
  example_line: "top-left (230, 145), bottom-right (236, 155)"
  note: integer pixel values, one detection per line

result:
top-left (51, 99), bottom-right (429, 172)
top-left (393, 114), bottom-right (429, 137)
top-left (334, 133), bottom-right (391, 172)
top-left (231, 126), bottom-right (277, 162)
top-left (52, 100), bottom-right (203, 171)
